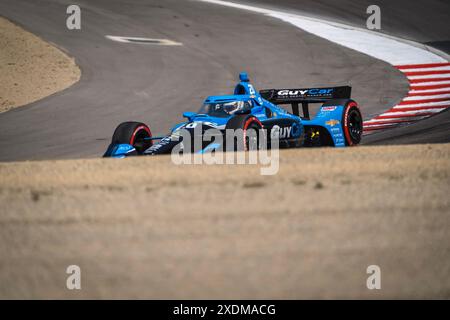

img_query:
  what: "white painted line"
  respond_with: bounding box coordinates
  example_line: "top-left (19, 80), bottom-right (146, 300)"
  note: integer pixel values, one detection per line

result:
top-left (105, 35), bottom-right (182, 45)
top-left (410, 87), bottom-right (450, 94)
top-left (364, 123), bottom-right (406, 129)
top-left (197, 0), bottom-right (446, 65)
top-left (400, 66), bottom-right (450, 73)
top-left (391, 108), bottom-right (447, 113)
top-left (403, 94), bottom-right (450, 101)
top-left (364, 117), bottom-right (426, 124)
top-left (409, 80), bottom-right (450, 86)
top-left (363, 123), bottom-right (399, 128)
top-left (407, 73), bottom-right (450, 80)
top-left (270, 15), bottom-right (446, 66)
top-left (379, 108), bottom-right (446, 116)
top-left (410, 85), bottom-right (450, 90)
top-left (393, 101), bottom-right (450, 109)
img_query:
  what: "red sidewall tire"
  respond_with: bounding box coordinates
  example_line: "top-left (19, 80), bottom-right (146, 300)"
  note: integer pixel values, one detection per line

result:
top-left (226, 115), bottom-right (263, 151)
top-left (342, 101), bottom-right (362, 146)
top-left (111, 122), bottom-right (153, 154)
top-left (243, 117), bottom-right (263, 151)
top-left (130, 125), bottom-right (152, 145)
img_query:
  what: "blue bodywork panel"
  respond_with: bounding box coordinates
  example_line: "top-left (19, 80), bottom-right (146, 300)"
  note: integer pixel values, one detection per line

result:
top-left (105, 72), bottom-right (354, 157)
top-left (104, 143), bottom-right (136, 158)
top-left (304, 105), bottom-right (346, 147)
top-left (172, 72), bottom-right (347, 146)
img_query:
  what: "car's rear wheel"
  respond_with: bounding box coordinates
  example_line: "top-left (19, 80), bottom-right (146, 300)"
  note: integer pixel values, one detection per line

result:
top-left (342, 101), bottom-right (363, 146)
top-left (111, 121), bottom-right (153, 154)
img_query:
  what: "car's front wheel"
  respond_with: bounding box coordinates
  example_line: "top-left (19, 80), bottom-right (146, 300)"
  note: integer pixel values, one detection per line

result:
top-left (110, 121), bottom-right (153, 154)
top-left (225, 115), bottom-right (264, 151)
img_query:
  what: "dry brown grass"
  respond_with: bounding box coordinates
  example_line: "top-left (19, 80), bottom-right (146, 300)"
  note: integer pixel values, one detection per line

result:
top-left (0, 17), bottom-right (80, 113)
top-left (0, 144), bottom-right (449, 298)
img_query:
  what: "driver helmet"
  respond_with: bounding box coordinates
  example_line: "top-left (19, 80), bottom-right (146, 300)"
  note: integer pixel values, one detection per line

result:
top-left (223, 101), bottom-right (244, 115)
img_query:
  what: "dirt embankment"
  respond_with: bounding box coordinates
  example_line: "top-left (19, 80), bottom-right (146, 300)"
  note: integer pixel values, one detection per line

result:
top-left (0, 17), bottom-right (80, 113)
top-left (0, 144), bottom-right (449, 298)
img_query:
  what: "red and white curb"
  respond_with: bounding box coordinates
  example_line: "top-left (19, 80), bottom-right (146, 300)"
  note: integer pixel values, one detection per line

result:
top-left (197, 0), bottom-right (449, 133)
top-left (363, 62), bottom-right (450, 132)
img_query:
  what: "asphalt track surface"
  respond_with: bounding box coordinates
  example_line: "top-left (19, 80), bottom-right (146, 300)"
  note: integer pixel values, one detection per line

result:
top-left (0, 0), bottom-right (449, 161)
top-left (246, 0), bottom-right (450, 43)
top-left (0, 0), bottom-right (409, 160)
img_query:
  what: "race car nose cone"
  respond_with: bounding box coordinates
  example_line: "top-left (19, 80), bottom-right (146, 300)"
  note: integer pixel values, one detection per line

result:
top-left (239, 72), bottom-right (249, 82)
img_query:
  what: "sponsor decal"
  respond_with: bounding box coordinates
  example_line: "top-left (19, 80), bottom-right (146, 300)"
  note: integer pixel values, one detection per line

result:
top-left (277, 88), bottom-right (334, 97)
top-left (270, 125), bottom-right (292, 139)
top-left (257, 96), bottom-right (263, 105)
top-left (308, 88), bottom-right (334, 95)
top-left (184, 121), bottom-right (224, 130)
top-left (248, 84), bottom-right (256, 95)
top-left (145, 136), bottom-right (171, 152)
top-left (277, 89), bottom-right (308, 96)
top-left (325, 119), bottom-right (340, 127)
top-left (322, 106), bottom-right (337, 111)
top-left (291, 122), bottom-right (301, 138)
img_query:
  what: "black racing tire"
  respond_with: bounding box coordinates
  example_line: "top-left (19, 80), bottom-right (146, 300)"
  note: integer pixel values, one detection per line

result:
top-left (111, 121), bottom-right (153, 154)
top-left (225, 115), bottom-right (264, 151)
top-left (342, 101), bottom-right (363, 146)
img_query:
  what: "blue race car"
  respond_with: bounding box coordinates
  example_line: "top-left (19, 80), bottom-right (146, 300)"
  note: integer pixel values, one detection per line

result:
top-left (103, 72), bottom-right (362, 157)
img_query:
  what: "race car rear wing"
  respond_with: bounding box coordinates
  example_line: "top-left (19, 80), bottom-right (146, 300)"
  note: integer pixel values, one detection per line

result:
top-left (259, 86), bottom-right (351, 119)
